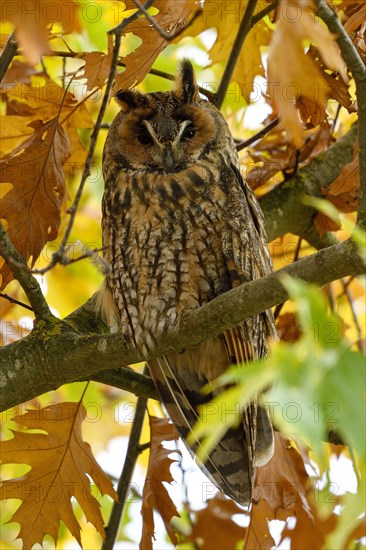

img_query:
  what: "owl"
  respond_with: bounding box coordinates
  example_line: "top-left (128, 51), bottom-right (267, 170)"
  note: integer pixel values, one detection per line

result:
top-left (99, 60), bottom-right (277, 504)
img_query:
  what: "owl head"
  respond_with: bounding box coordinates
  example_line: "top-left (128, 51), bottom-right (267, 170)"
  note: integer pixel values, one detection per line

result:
top-left (104, 60), bottom-right (226, 173)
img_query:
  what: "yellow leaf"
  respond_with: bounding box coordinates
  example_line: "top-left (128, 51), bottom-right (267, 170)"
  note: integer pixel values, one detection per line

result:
top-left (1, 0), bottom-right (81, 64)
top-left (0, 402), bottom-right (118, 548)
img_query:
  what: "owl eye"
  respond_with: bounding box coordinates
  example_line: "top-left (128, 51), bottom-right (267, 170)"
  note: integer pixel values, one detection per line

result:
top-left (182, 125), bottom-right (196, 139)
top-left (137, 132), bottom-right (153, 145)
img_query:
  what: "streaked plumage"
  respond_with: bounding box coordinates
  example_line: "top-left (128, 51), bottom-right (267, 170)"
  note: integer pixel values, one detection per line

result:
top-left (99, 60), bottom-right (277, 503)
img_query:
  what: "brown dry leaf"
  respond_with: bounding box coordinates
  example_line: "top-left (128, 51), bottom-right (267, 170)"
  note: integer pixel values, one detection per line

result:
top-left (70, 34), bottom-right (114, 92)
top-left (1, 0), bottom-right (81, 64)
top-left (327, 142), bottom-right (360, 196)
top-left (253, 432), bottom-right (311, 521)
top-left (267, 0), bottom-right (348, 147)
top-left (1, 59), bottom-right (40, 86)
top-left (0, 119), bottom-right (69, 289)
top-left (186, 493), bottom-right (246, 550)
top-left (306, 46), bottom-right (355, 114)
top-left (314, 212), bottom-right (341, 235)
top-left (244, 498), bottom-right (275, 550)
top-left (114, 0), bottom-right (200, 93)
top-left (0, 402), bottom-right (118, 548)
top-left (4, 82), bottom-right (93, 165)
top-left (140, 415), bottom-right (181, 549)
top-left (279, 498), bottom-right (337, 549)
top-left (276, 312), bottom-right (302, 343)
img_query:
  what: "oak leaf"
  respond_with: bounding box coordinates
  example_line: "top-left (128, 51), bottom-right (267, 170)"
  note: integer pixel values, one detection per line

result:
top-left (0, 119), bottom-right (69, 289)
top-left (186, 493), bottom-right (246, 550)
top-left (140, 415), bottom-right (181, 549)
top-left (113, 0), bottom-right (200, 93)
top-left (70, 34), bottom-right (114, 92)
top-left (253, 432), bottom-right (311, 521)
top-left (4, 82), bottom-right (94, 165)
top-left (327, 142), bottom-right (360, 197)
top-left (0, 402), bottom-right (118, 548)
top-left (244, 498), bottom-right (275, 550)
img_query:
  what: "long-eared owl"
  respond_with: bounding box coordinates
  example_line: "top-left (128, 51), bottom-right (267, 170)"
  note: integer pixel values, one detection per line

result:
top-left (99, 60), bottom-right (277, 504)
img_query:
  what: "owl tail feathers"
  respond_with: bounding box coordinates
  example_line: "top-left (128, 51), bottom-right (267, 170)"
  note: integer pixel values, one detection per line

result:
top-left (148, 356), bottom-right (272, 505)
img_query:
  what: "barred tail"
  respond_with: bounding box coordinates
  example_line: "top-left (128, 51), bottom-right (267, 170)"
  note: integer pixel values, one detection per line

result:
top-left (148, 353), bottom-right (272, 504)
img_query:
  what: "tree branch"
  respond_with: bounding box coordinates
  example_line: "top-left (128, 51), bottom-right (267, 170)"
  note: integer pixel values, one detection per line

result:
top-left (316, 0), bottom-right (366, 230)
top-left (259, 124), bottom-right (358, 245)
top-left (102, 393), bottom-right (147, 549)
top-left (0, 222), bottom-right (54, 321)
top-left (1, 238), bottom-right (364, 412)
top-left (0, 32), bottom-right (17, 83)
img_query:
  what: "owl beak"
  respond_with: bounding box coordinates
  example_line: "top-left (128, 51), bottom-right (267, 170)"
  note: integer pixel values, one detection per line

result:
top-left (162, 144), bottom-right (176, 171)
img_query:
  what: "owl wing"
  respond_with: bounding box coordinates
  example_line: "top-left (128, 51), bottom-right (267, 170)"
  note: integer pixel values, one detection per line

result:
top-left (222, 162), bottom-right (275, 469)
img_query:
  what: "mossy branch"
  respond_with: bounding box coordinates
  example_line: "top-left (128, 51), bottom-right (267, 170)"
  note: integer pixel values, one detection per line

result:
top-left (1, 237), bottom-right (364, 412)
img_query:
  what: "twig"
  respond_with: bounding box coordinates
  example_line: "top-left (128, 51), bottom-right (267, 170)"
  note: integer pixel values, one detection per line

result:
top-left (52, 1), bottom-right (155, 274)
top-left (341, 278), bottom-right (366, 354)
top-left (0, 222), bottom-right (53, 320)
top-left (102, 394), bottom-right (147, 550)
top-left (0, 292), bottom-right (33, 312)
top-left (251, 0), bottom-right (279, 26)
top-left (214, 0), bottom-right (259, 109)
top-left (31, 246), bottom-right (110, 274)
top-left (0, 32), bottom-right (17, 83)
top-left (39, 52), bottom-right (215, 99)
top-left (236, 117), bottom-right (279, 151)
top-left (131, 0), bottom-right (202, 41)
top-left (316, 0), bottom-right (366, 231)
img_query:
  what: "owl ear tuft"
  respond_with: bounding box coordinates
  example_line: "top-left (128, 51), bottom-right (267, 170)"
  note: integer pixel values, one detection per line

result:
top-left (115, 90), bottom-right (147, 112)
top-left (176, 59), bottom-right (199, 103)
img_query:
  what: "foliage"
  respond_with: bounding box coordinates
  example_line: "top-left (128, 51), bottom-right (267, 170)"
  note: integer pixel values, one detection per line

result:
top-left (0, 0), bottom-right (365, 548)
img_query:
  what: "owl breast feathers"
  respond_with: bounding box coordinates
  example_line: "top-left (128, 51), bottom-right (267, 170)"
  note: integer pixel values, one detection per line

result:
top-left (99, 60), bottom-right (277, 504)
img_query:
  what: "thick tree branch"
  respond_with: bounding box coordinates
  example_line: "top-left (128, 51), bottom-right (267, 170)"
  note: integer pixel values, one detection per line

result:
top-left (260, 124), bottom-right (358, 246)
top-left (0, 126), bottom-right (359, 410)
top-left (316, 0), bottom-right (366, 230)
top-left (1, 238), bottom-right (364, 412)
top-left (0, 222), bottom-right (54, 321)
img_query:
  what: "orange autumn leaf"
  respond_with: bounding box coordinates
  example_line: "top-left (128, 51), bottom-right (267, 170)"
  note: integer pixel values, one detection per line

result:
top-left (70, 34), bottom-right (114, 92)
top-left (187, 493), bottom-right (247, 550)
top-left (327, 142), bottom-right (360, 196)
top-left (140, 415), bottom-right (181, 549)
top-left (113, 0), bottom-right (200, 93)
top-left (276, 312), bottom-right (302, 342)
top-left (244, 498), bottom-right (275, 550)
top-left (0, 402), bottom-right (118, 548)
top-left (253, 432), bottom-right (311, 521)
top-left (0, 119), bottom-right (69, 289)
